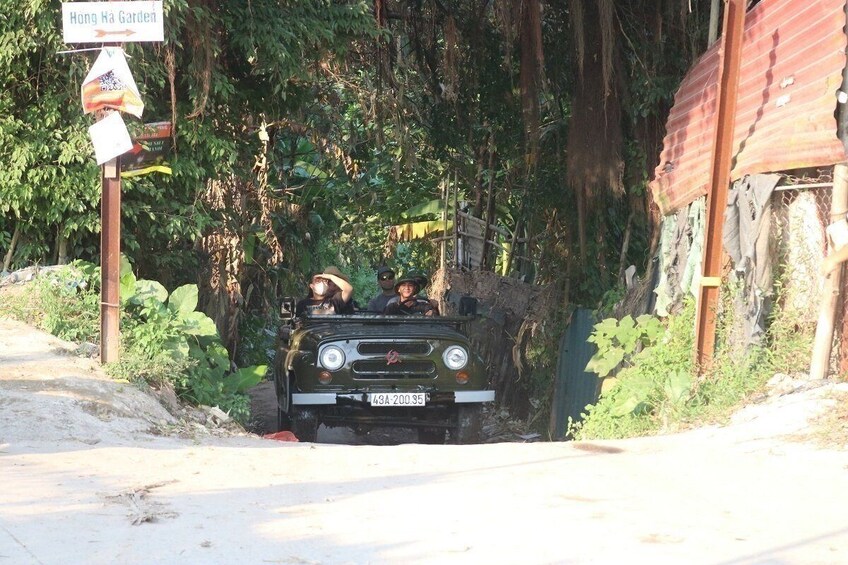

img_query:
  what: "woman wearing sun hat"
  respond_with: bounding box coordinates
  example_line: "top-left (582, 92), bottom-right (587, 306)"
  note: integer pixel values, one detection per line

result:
top-left (295, 265), bottom-right (354, 316)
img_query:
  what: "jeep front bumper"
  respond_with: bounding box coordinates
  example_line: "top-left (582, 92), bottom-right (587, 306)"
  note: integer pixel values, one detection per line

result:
top-left (292, 390), bottom-right (495, 405)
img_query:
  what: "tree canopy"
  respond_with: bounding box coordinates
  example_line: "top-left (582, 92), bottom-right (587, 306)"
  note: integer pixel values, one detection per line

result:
top-left (1, 0), bottom-right (711, 335)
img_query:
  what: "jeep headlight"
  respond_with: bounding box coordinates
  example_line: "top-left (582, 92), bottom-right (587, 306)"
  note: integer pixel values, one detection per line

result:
top-left (442, 346), bottom-right (468, 370)
top-left (319, 345), bottom-right (345, 371)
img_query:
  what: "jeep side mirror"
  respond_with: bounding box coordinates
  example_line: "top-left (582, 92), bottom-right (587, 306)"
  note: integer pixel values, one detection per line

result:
top-left (459, 296), bottom-right (478, 316)
top-left (281, 298), bottom-right (296, 322)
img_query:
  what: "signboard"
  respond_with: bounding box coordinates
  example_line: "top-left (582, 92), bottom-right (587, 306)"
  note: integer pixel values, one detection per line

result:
top-left (81, 48), bottom-right (144, 118)
top-left (122, 121), bottom-right (173, 177)
top-left (62, 1), bottom-right (164, 43)
top-left (89, 111), bottom-right (133, 165)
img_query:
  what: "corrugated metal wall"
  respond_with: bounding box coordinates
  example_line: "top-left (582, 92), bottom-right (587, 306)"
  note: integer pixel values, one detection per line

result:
top-left (550, 308), bottom-right (601, 440)
top-left (650, 0), bottom-right (848, 215)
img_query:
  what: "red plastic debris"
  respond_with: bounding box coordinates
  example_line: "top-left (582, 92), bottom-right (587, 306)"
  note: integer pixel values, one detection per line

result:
top-left (263, 431), bottom-right (299, 442)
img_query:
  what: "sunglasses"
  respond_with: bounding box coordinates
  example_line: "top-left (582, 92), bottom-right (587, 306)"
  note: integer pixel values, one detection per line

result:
top-left (379, 273), bottom-right (395, 281)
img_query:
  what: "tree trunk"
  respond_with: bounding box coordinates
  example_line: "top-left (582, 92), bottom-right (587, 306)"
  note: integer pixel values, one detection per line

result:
top-left (54, 227), bottom-right (69, 265)
top-left (2, 225), bottom-right (21, 272)
top-left (576, 182), bottom-right (588, 263)
top-left (197, 177), bottom-right (245, 354)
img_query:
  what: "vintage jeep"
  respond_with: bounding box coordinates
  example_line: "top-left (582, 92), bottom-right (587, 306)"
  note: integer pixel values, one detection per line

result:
top-left (273, 300), bottom-right (493, 443)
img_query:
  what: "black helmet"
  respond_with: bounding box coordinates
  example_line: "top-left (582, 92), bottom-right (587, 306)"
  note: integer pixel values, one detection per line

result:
top-left (376, 265), bottom-right (395, 280)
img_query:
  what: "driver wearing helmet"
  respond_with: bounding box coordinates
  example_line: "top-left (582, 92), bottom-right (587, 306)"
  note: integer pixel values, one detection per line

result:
top-left (383, 271), bottom-right (439, 316)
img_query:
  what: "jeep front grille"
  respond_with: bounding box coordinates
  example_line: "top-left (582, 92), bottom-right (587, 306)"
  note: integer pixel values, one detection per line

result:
top-left (352, 360), bottom-right (436, 380)
top-left (357, 342), bottom-right (431, 355)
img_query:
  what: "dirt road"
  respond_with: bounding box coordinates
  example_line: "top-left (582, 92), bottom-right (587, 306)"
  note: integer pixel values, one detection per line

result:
top-left (2, 318), bottom-right (848, 564)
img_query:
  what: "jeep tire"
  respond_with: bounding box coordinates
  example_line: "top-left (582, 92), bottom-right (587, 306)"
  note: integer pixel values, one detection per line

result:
top-left (291, 407), bottom-right (319, 443)
top-left (417, 427), bottom-right (447, 444)
top-left (451, 404), bottom-right (482, 444)
top-left (276, 406), bottom-right (291, 433)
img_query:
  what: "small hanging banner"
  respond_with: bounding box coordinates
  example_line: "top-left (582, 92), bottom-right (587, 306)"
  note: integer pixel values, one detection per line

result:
top-left (81, 48), bottom-right (144, 118)
top-left (88, 111), bottom-right (133, 165)
top-left (122, 121), bottom-right (173, 177)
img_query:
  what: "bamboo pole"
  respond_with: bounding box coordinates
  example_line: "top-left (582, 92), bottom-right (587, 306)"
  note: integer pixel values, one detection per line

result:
top-left (453, 171), bottom-right (459, 268)
top-left (810, 164), bottom-right (848, 379)
top-left (811, 0), bottom-right (848, 378)
top-left (504, 218), bottom-right (520, 277)
top-left (440, 179), bottom-right (447, 271)
top-left (708, 0), bottom-right (721, 46)
top-left (481, 140), bottom-right (496, 270)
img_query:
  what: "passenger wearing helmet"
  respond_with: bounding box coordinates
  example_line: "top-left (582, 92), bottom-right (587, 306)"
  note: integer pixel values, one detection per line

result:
top-left (383, 271), bottom-right (439, 316)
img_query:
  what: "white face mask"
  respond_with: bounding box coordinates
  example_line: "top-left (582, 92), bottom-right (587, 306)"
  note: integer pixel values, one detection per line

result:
top-left (313, 282), bottom-right (328, 296)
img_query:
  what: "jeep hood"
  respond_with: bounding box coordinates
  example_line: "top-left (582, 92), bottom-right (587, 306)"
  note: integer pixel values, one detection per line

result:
top-left (299, 320), bottom-right (470, 344)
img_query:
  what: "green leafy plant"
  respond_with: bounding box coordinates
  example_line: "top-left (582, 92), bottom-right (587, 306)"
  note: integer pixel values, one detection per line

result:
top-left (118, 264), bottom-right (266, 422)
top-left (575, 281), bottom-right (789, 441)
top-left (574, 303), bottom-right (696, 439)
top-left (586, 314), bottom-right (665, 378)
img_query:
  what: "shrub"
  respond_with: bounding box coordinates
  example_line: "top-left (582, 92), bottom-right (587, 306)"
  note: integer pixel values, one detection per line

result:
top-left (573, 303), bottom-right (696, 440)
top-left (574, 293), bottom-right (779, 440)
top-left (117, 263), bottom-right (266, 423)
top-left (4, 261), bottom-right (265, 424)
top-left (3, 262), bottom-right (100, 344)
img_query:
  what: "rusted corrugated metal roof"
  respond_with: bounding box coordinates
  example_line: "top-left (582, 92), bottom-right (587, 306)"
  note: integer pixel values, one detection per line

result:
top-left (650, 0), bottom-right (847, 215)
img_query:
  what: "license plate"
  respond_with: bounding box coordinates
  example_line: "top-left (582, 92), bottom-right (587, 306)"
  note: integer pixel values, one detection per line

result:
top-left (369, 392), bottom-right (427, 407)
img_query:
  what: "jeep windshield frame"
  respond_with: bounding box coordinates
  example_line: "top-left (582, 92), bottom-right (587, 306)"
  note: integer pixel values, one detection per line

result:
top-left (295, 314), bottom-right (475, 328)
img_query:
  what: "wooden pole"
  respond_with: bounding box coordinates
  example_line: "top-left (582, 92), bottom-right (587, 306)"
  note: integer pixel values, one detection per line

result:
top-left (100, 5), bottom-right (123, 364)
top-left (100, 155), bottom-right (121, 363)
top-left (481, 137), bottom-right (496, 270)
top-left (811, 13), bottom-right (848, 378)
top-left (694, 0), bottom-right (746, 369)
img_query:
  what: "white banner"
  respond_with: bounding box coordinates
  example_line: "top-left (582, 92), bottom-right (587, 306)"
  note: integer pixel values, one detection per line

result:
top-left (89, 111), bottom-right (133, 165)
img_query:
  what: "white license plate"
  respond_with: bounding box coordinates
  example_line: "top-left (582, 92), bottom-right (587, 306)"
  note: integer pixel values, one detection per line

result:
top-left (369, 392), bottom-right (427, 407)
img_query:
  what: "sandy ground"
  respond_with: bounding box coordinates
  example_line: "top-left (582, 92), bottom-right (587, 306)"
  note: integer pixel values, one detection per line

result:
top-left (2, 317), bottom-right (848, 565)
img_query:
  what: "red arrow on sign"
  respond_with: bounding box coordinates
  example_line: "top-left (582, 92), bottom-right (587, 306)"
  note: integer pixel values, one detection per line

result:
top-left (94, 29), bottom-right (138, 38)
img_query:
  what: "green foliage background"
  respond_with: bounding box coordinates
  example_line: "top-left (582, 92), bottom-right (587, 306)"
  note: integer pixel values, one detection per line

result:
top-left (1, 1), bottom-right (717, 425)
top-left (0, 1), bottom-right (708, 296)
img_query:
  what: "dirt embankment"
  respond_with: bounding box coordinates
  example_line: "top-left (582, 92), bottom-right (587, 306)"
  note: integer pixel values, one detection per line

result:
top-left (0, 319), bottom-right (175, 444)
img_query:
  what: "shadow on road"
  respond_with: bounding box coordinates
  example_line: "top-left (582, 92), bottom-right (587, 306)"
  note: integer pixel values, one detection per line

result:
top-left (246, 380), bottom-right (418, 445)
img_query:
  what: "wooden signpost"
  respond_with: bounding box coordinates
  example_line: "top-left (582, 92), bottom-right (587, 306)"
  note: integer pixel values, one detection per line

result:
top-left (62, 0), bottom-right (164, 363)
